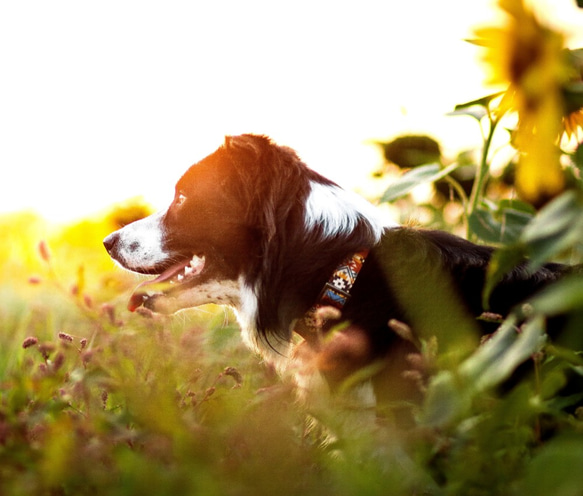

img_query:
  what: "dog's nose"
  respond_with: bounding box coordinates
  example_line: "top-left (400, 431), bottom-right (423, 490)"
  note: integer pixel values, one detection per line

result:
top-left (103, 232), bottom-right (119, 255)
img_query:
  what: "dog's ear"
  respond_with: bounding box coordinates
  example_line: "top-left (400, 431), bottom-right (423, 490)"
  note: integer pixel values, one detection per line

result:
top-left (223, 134), bottom-right (279, 241)
top-left (224, 134), bottom-right (271, 155)
top-left (223, 135), bottom-right (238, 149)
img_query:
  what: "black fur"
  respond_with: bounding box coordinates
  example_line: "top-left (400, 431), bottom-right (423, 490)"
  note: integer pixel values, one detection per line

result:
top-left (214, 137), bottom-right (566, 349)
top-left (105, 134), bottom-right (572, 405)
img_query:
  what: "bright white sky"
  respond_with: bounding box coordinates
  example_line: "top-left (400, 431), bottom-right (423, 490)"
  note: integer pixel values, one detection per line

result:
top-left (1, 0), bottom-right (583, 223)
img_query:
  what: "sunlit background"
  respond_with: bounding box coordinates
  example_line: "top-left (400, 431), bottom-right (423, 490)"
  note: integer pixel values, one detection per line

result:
top-left (2, 0), bottom-right (583, 224)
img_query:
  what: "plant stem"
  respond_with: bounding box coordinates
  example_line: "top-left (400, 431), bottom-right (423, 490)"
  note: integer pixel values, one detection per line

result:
top-left (467, 110), bottom-right (499, 239)
top-left (443, 175), bottom-right (469, 226)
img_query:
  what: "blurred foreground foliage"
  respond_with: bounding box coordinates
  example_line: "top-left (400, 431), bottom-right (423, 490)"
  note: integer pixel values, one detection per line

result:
top-left (1, 200), bottom-right (323, 496)
top-left (3, 1), bottom-right (583, 495)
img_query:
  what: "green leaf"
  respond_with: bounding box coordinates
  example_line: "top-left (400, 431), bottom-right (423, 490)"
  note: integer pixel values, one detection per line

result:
top-left (460, 315), bottom-right (545, 392)
top-left (520, 190), bottom-right (583, 268)
top-left (419, 370), bottom-right (470, 427)
top-left (481, 192), bottom-right (583, 316)
top-left (522, 191), bottom-right (580, 241)
top-left (453, 91), bottom-right (505, 111)
top-left (447, 107), bottom-right (487, 122)
top-left (468, 209), bottom-right (500, 243)
top-left (497, 198), bottom-right (536, 215)
top-left (499, 209), bottom-right (533, 241)
top-left (527, 275), bottom-right (583, 316)
top-left (421, 315), bottom-right (546, 427)
top-left (468, 203), bottom-right (533, 245)
top-left (380, 162), bottom-right (460, 203)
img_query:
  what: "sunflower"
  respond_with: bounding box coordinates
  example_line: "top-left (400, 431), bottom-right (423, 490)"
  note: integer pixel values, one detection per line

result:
top-left (474, 0), bottom-right (571, 205)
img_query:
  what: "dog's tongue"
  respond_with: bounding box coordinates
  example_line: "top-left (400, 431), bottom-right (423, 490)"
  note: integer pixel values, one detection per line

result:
top-left (128, 291), bottom-right (150, 312)
top-left (127, 263), bottom-right (182, 312)
top-left (127, 256), bottom-right (205, 312)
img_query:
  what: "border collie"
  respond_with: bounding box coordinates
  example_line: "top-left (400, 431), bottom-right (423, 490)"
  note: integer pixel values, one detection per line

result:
top-left (103, 134), bottom-right (567, 417)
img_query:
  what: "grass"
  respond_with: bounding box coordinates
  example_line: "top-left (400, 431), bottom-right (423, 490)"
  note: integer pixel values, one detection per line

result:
top-left (1, 215), bottom-right (583, 496)
top-left (0, 282), bottom-right (316, 496)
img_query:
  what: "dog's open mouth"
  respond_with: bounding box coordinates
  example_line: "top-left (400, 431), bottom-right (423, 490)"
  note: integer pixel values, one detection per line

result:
top-left (127, 254), bottom-right (206, 311)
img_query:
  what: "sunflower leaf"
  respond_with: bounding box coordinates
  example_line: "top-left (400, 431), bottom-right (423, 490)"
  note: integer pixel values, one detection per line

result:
top-left (468, 203), bottom-right (533, 245)
top-left (454, 92), bottom-right (506, 111)
top-left (380, 163), bottom-right (460, 203)
top-left (520, 191), bottom-right (583, 268)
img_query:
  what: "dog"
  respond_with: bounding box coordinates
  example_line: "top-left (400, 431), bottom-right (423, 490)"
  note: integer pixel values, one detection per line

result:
top-left (104, 134), bottom-right (569, 423)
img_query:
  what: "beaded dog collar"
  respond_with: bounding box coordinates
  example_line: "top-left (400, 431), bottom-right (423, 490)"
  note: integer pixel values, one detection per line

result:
top-left (294, 249), bottom-right (369, 342)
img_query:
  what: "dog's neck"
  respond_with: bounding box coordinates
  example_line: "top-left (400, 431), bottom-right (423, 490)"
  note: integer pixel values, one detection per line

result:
top-left (294, 249), bottom-right (369, 343)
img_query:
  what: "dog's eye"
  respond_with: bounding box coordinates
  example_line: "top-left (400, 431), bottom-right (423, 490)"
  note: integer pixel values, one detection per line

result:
top-left (175, 193), bottom-right (187, 206)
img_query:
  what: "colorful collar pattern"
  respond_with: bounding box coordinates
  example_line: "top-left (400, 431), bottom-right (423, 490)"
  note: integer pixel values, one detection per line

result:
top-left (318, 249), bottom-right (369, 309)
top-left (295, 249), bottom-right (369, 341)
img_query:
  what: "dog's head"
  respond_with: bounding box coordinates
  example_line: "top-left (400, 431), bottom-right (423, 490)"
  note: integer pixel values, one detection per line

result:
top-left (104, 134), bottom-right (388, 342)
top-left (105, 135), bottom-right (284, 313)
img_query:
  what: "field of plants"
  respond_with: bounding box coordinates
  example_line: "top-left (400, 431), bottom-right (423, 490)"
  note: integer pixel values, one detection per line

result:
top-left (3, 1), bottom-right (583, 495)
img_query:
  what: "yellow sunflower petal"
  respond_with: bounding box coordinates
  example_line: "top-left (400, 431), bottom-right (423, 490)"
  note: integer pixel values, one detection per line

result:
top-left (564, 110), bottom-right (583, 140)
top-left (514, 95), bottom-right (565, 204)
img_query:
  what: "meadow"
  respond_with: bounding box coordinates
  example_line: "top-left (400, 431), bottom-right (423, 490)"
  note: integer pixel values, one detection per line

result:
top-left (3, 1), bottom-right (583, 494)
top-left (2, 199), bottom-right (582, 496)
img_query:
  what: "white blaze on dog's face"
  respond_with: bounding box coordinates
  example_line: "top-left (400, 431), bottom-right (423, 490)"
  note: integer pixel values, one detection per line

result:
top-left (104, 211), bottom-right (169, 272)
top-left (103, 142), bottom-right (257, 314)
